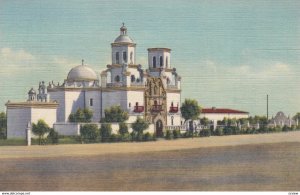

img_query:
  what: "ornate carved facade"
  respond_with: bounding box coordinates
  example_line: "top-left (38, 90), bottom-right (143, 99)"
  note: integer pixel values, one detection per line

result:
top-left (144, 77), bottom-right (167, 136)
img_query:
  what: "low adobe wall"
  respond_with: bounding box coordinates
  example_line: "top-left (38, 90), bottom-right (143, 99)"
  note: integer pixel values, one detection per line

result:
top-left (54, 122), bottom-right (154, 136)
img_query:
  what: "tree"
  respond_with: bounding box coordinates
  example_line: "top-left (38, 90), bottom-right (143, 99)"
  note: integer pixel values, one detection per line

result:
top-left (100, 123), bottom-right (112, 142)
top-left (200, 117), bottom-right (210, 126)
top-left (68, 108), bottom-right (93, 123)
top-left (118, 122), bottom-right (128, 136)
top-left (47, 128), bottom-right (59, 144)
top-left (132, 117), bottom-right (149, 134)
top-left (293, 113), bottom-right (300, 125)
top-left (180, 99), bottom-right (201, 135)
top-left (0, 112), bottom-right (7, 139)
top-left (102, 105), bottom-right (128, 123)
top-left (80, 124), bottom-right (99, 143)
top-left (32, 119), bottom-right (51, 145)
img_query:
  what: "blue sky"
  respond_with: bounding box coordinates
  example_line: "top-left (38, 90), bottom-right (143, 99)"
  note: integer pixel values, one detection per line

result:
top-left (0, 0), bottom-right (299, 116)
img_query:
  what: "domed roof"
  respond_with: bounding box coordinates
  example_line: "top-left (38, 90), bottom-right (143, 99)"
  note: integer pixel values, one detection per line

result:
top-left (114, 35), bottom-right (134, 43)
top-left (114, 23), bottom-right (134, 43)
top-left (67, 64), bottom-right (98, 82)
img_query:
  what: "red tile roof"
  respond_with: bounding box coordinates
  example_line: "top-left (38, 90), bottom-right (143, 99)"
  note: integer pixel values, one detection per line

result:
top-left (202, 108), bottom-right (249, 114)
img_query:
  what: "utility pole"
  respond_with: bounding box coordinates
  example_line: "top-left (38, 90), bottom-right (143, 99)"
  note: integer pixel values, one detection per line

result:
top-left (267, 94), bottom-right (269, 120)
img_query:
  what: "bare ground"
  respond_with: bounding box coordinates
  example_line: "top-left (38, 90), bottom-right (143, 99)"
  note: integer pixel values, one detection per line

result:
top-left (0, 131), bottom-right (300, 191)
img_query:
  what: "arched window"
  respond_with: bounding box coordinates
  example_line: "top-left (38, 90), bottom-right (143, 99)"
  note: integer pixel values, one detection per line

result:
top-left (153, 56), bottom-right (156, 68)
top-left (115, 75), bottom-right (120, 82)
top-left (131, 75), bottom-right (135, 82)
top-left (171, 116), bottom-right (174, 126)
top-left (116, 52), bottom-right (119, 64)
top-left (123, 51), bottom-right (127, 63)
top-left (171, 102), bottom-right (174, 107)
top-left (129, 103), bottom-right (131, 107)
top-left (166, 56), bottom-right (168, 67)
top-left (136, 102), bottom-right (139, 106)
top-left (154, 100), bottom-right (158, 105)
top-left (130, 52), bottom-right (133, 64)
top-left (154, 86), bottom-right (157, 95)
top-left (160, 56), bottom-right (163, 67)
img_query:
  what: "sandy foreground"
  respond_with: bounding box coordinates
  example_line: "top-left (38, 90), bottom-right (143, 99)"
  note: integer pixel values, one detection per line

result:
top-left (0, 131), bottom-right (300, 191)
top-left (1, 131), bottom-right (300, 159)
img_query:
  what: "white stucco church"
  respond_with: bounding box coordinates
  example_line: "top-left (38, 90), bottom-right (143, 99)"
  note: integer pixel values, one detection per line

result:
top-left (6, 24), bottom-right (182, 138)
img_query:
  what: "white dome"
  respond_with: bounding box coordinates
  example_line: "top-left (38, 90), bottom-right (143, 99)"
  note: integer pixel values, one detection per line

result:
top-left (67, 65), bottom-right (98, 81)
top-left (114, 35), bottom-right (134, 43)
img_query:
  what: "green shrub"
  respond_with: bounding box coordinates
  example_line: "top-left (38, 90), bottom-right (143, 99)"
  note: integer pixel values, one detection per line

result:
top-left (120, 133), bottom-right (131, 142)
top-left (100, 123), bottom-right (112, 142)
top-left (47, 128), bottom-right (59, 144)
top-left (165, 130), bottom-right (173, 140)
top-left (172, 130), bottom-right (181, 139)
top-left (223, 126), bottom-right (233, 135)
top-left (143, 132), bottom-right (152, 141)
top-left (80, 124), bottom-right (99, 143)
top-left (282, 125), bottom-right (290, 132)
top-left (182, 131), bottom-right (192, 138)
top-left (110, 134), bottom-right (121, 142)
top-left (214, 127), bottom-right (223, 136)
top-left (118, 122), bottom-right (128, 135)
top-left (199, 129), bottom-right (210, 137)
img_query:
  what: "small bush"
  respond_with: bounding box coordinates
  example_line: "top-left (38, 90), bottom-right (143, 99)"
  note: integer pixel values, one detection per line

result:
top-left (110, 134), bottom-right (121, 142)
top-left (165, 130), bottom-right (173, 140)
top-left (143, 132), bottom-right (152, 141)
top-left (282, 125), bottom-right (290, 132)
top-left (214, 127), bottom-right (223, 136)
top-left (223, 126), bottom-right (233, 135)
top-left (100, 124), bottom-right (112, 142)
top-left (121, 133), bottom-right (131, 142)
top-left (118, 122), bottom-right (128, 135)
top-left (47, 128), bottom-right (59, 144)
top-left (80, 124), bottom-right (99, 143)
top-left (199, 129), bottom-right (211, 137)
top-left (172, 130), bottom-right (181, 139)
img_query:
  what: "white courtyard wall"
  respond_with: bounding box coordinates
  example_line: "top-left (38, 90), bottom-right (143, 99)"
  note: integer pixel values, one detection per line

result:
top-left (200, 113), bottom-right (249, 122)
top-left (7, 108), bottom-right (31, 139)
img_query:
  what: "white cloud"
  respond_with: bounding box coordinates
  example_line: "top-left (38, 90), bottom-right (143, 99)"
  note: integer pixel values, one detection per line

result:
top-left (0, 48), bottom-right (36, 76)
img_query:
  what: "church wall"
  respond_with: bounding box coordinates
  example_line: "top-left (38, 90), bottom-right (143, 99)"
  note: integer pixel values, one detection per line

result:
top-left (31, 108), bottom-right (57, 129)
top-left (85, 91), bottom-right (101, 122)
top-left (110, 68), bottom-right (123, 84)
top-left (48, 91), bottom-right (65, 122)
top-left (65, 91), bottom-right (85, 122)
top-left (101, 90), bottom-right (128, 117)
top-left (7, 108), bottom-right (31, 139)
top-left (166, 92), bottom-right (181, 126)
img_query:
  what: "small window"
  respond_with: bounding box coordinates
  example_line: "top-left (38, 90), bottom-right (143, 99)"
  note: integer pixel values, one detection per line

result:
top-left (131, 75), bottom-right (135, 82)
top-left (129, 103), bottom-right (131, 107)
top-left (89, 98), bottom-right (93, 106)
top-left (160, 56), bottom-right (163, 67)
top-left (130, 52), bottom-right (133, 63)
top-left (123, 51), bottom-right (127, 63)
top-left (136, 102), bottom-right (139, 106)
top-left (115, 75), bottom-right (120, 82)
top-left (171, 116), bottom-right (174, 126)
top-left (116, 52), bottom-right (119, 64)
top-left (166, 56), bottom-right (168, 67)
top-left (153, 56), bottom-right (156, 68)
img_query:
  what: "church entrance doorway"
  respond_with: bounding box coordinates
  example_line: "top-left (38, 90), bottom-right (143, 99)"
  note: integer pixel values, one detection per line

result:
top-left (156, 119), bottom-right (163, 137)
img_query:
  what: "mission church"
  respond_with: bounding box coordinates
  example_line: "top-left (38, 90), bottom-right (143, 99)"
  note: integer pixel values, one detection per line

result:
top-left (6, 24), bottom-right (182, 138)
